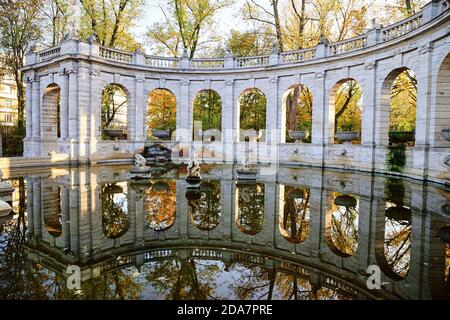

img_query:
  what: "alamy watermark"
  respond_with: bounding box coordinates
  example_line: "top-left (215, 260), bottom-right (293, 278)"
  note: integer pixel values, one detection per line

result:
top-left (366, 265), bottom-right (390, 290)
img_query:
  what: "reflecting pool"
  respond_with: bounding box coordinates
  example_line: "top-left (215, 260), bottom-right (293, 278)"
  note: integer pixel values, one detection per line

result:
top-left (0, 164), bottom-right (449, 300)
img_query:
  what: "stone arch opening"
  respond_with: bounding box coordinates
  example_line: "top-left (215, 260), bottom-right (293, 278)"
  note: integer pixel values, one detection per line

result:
top-left (43, 185), bottom-right (62, 238)
top-left (238, 88), bottom-right (266, 142)
top-left (325, 192), bottom-right (359, 257)
top-left (279, 186), bottom-right (311, 244)
top-left (193, 89), bottom-right (222, 142)
top-left (187, 181), bottom-right (221, 231)
top-left (146, 180), bottom-right (176, 231)
top-left (235, 183), bottom-right (265, 236)
top-left (434, 53), bottom-right (450, 147)
top-left (101, 182), bottom-right (130, 239)
top-left (329, 79), bottom-right (363, 144)
top-left (381, 68), bottom-right (417, 146)
top-left (147, 88), bottom-right (177, 141)
top-left (282, 84), bottom-right (313, 143)
top-left (375, 178), bottom-right (411, 280)
top-left (101, 84), bottom-right (129, 141)
top-left (42, 84), bottom-right (61, 141)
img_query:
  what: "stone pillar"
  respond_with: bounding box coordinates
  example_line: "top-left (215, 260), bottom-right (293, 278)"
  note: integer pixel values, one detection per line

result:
top-left (58, 68), bottom-right (70, 140)
top-left (88, 69), bottom-right (102, 157)
top-left (177, 80), bottom-right (190, 142)
top-left (266, 77), bottom-right (279, 145)
top-left (223, 80), bottom-right (235, 163)
top-left (263, 182), bottom-right (276, 246)
top-left (24, 74), bottom-right (33, 140)
top-left (31, 76), bottom-right (41, 140)
top-left (68, 66), bottom-right (79, 141)
top-left (309, 187), bottom-right (323, 258)
top-left (135, 74), bottom-right (145, 143)
top-left (414, 43), bottom-right (434, 175)
top-left (220, 181), bottom-right (233, 241)
top-left (311, 71), bottom-right (327, 156)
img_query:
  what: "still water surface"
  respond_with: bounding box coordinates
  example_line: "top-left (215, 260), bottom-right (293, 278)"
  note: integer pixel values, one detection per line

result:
top-left (0, 164), bottom-right (449, 300)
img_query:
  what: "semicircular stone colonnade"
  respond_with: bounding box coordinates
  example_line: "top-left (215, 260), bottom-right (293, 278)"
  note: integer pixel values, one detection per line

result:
top-left (22, 0), bottom-right (450, 183)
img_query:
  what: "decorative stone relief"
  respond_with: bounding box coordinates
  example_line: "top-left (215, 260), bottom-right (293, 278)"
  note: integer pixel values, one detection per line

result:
top-left (181, 79), bottom-right (190, 86)
top-left (365, 61), bottom-right (376, 70)
top-left (418, 43), bottom-right (433, 54)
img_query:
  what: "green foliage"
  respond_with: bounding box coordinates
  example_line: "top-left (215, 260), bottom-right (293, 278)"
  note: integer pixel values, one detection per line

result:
top-left (239, 89), bottom-right (266, 131)
top-left (193, 90), bottom-right (222, 130)
top-left (334, 80), bottom-right (363, 133)
top-left (386, 145), bottom-right (407, 173)
top-left (147, 89), bottom-right (177, 133)
top-left (390, 70), bottom-right (416, 132)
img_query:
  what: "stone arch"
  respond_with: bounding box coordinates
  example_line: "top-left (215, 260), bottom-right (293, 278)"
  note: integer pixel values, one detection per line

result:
top-left (325, 192), bottom-right (359, 257)
top-left (100, 83), bottom-right (130, 141)
top-left (187, 181), bottom-right (221, 231)
top-left (235, 183), bottom-right (265, 236)
top-left (375, 202), bottom-right (412, 281)
top-left (192, 89), bottom-right (222, 141)
top-left (147, 88), bottom-right (177, 141)
top-left (329, 79), bottom-right (363, 144)
top-left (281, 84), bottom-right (313, 143)
top-left (146, 180), bottom-right (176, 231)
top-left (101, 182), bottom-right (130, 239)
top-left (43, 185), bottom-right (62, 238)
top-left (238, 88), bottom-right (267, 142)
top-left (379, 67), bottom-right (417, 146)
top-left (279, 185), bottom-right (311, 244)
top-left (41, 83), bottom-right (61, 142)
top-left (432, 53), bottom-right (450, 147)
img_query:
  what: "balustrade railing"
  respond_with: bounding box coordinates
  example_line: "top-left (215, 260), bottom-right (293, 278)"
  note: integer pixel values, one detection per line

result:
top-left (329, 35), bottom-right (368, 56)
top-left (39, 46), bottom-right (61, 62)
top-left (236, 55), bottom-right (270, 68)
top-left (382, 12), bottom-right (423, 42)
top-left (191, 58), bottom-right (225, 69)
top-left (145, 55), bottom-right (180, 69)
top-left (280, 48), bottom-right (316, 63)
top-left (99, 46), bottom-right (133, 63)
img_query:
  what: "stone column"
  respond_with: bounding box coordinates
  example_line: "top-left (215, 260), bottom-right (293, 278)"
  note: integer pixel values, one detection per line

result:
top-left (414, 43), bottom-right (434, 175)
top-left (311, 71), bottom-right (327, 165)
top-left (135, 74), bottom-right (145, 144)
top-left (31, 76), bottom-right (41, 141)
top-left (68, 67), bottom-right (79, 141)
top-left (24, 75), bottom-right (33, 140)
top-left (220, 181), bottom-right (233, 241)
top-left (88, 69), bottom-right (102, 157)
top-left (177, 80), bottom-right (191, 142)
top-left (223, 80), bottom-right (235, 163)
top-left (76, 62), bottom-right (91, 159)
top-left (361, 61), bottom-right (377, 146)
top-left (58, 68), bottom-right (70, 140)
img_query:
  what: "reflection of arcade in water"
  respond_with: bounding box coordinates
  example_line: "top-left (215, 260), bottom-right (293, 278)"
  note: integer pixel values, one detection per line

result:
top-left (10, 164), bottom-right (450, 299)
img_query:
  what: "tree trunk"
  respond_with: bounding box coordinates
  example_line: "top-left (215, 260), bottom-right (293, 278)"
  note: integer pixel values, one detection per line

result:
top-left (272, 0), bottom-right (283, 52)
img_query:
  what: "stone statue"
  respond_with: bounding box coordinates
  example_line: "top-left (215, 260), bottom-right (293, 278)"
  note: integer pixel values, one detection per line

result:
top-left (130, 153), bottom-right (151, 179)
top-left (134, 153), bottom-right (147, 167)
top-left (185, 154), bottom-right (201, 188)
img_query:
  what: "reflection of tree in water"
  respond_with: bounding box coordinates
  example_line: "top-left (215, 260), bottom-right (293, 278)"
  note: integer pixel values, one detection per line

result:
top-left (229, 264), bottom-right (276, 300)
top-left (274, 273), bottom-right (355, 300)
top-left (189, 182), bottom-right (221, 231)
top-left (146, 181), bottom-right (176, 231)
top-left (236, 184), bottom-right (265, 235)
top-left (328, 193), bottom-right (359, 256)
top-left (384, 202), bottom-right (411, 278)
top-left (144, 258), bottom-right (220, 299)
top-left (101, 183), bottom-right (129, 239)
top-left (78, 270), bottom-right (143, 300)
top-left (0, 178), bottom-right (49, 299)
top-left (280, 187), bottom-right (310, 243)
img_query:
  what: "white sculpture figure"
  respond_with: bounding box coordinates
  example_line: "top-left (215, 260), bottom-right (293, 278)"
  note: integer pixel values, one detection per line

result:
top-left (134, 153), bottom-right (147, 167)
top-left (185, 152), bottom-right (201, 188)
top-left (130, 153), bottom-right (151, 179)
top-left (186, 158), bottom-right (201, 178)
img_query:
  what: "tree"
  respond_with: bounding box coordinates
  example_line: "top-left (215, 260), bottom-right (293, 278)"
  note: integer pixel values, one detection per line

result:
top-left (41, 0), bottom-right (70, 46)
top-left (0, 0), bottom-right (43, 132)
top-left (147, 89), bottom-right (177, 133)
top-left (79, 0), bottom-right (144, 50)
top-left (242, 0), bottom-right (283, 52)
top-left (147, 0), bottom-right (233, 58)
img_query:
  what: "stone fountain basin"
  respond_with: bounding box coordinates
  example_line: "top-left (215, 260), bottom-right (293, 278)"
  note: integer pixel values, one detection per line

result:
top-left (335, 131), bottom-right (359, 142)
top-left (288, 130), bottom-right (309, 142)
top-left (241, 129), bottom-right (262, 142)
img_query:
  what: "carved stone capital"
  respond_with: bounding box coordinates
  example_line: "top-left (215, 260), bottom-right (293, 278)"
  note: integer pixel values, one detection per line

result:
top-left (181, 79), bottom-right (190, 86)
top-left (418, 43), bottom-right (433, 54)
top-left (225, 80), bottom-right (234, 86)
top-left (365, 61), bottom-right (377, 70)
top-left (315, 71), bottom-right (325, 79)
